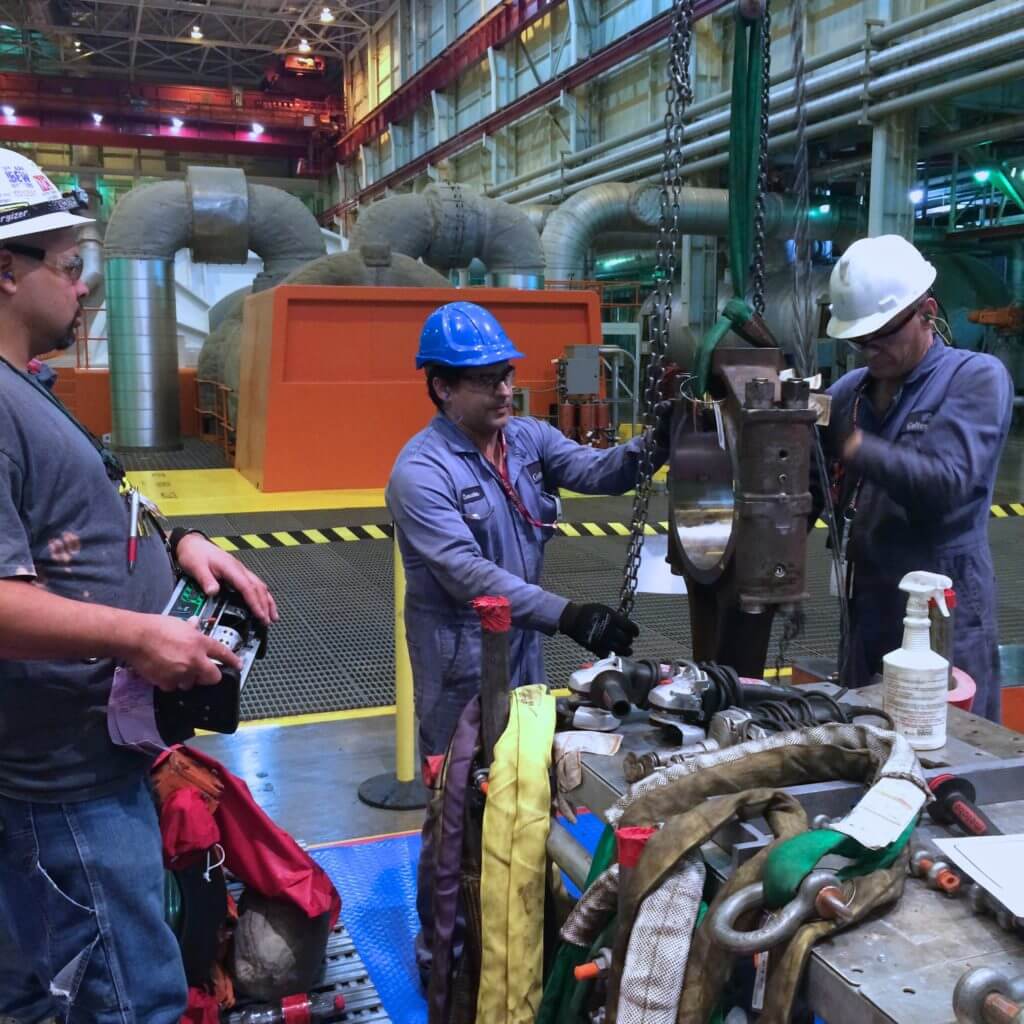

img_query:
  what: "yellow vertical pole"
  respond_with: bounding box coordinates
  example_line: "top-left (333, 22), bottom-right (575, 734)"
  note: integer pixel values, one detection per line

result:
top-left (357, 529), bottom-right (427, 808)
top-left (393, 533), bottom-right (416, 785)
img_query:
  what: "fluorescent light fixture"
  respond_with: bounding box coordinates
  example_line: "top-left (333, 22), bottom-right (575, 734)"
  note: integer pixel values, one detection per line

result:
top-left (298, 38), bottom-right (311, 53)
top-left (73, 40), bottom-right (82, 49)
top-left (973, 169), bottom-right (991, 184)
top-left (0, 24), bottom-right (15, 31)
top-left (1, 106), bottom-right (14, 118)
top-left (190, 24), bottom-right (203, 40)
top-left (92, 112), bottom-right (103, 125)
top-left (171, 117), bottom-right (184, 130)
top-left (320, 7), bottom-right (335, 22)
top-left (817, 203), bottom-right (831, 214)
top-left (251, 122), bottom-right (264, 135)
top-left (908, 188), bottom-right (924, 204)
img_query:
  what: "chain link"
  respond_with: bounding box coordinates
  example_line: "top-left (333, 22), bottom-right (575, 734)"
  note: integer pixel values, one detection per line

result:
top-left (618, 0), bottom-right (694, 618)
top-left (751, 0), bottom-right (772, 317)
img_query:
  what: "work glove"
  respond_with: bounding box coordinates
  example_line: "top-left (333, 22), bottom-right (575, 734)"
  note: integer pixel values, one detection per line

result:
top-left (559, 602), bottom-right (639, 658)
top-left (652, 399), bottom-right (673, 451)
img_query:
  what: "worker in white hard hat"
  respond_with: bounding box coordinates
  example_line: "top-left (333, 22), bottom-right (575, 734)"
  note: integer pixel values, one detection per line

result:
top-left (818, 234), bottom-right (1013, 721)
top-left (0, 148), bottom-right (278, 1021)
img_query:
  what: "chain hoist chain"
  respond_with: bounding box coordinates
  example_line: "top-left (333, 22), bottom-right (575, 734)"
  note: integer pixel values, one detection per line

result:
top-left (751, 0), bottom-right (772, 317)
top-left (618, 0), bottom-right (694, 618)
top-left (774, 605), bottom-right (804, 679)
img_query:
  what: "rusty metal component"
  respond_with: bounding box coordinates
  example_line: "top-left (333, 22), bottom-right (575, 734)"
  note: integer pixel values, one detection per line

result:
top-left (954, 967), bottom-right (1024, 1024)
top-left (815, 883), bottom-right (855, 923)
top-left (909, 846), bottom-right (961, 894)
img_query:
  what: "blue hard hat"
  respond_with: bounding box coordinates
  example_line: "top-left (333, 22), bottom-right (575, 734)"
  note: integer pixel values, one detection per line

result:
top-left (415, 301), bottom-right (525, 369)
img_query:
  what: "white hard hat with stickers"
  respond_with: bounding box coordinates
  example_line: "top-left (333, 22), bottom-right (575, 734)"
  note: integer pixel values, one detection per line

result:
top-left (0, 148), bottom-right (93, 243)
top-left (826, 234), bottom-right (937, 340)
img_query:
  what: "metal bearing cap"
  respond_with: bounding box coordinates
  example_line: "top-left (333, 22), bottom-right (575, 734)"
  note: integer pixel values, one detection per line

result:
top-left (708, 869), bottom-right (853, 955)
top-left (953, 966), bottom-right (1024, 1024)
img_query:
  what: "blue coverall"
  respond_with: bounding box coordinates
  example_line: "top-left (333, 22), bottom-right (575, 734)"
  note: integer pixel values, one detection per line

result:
top-left (387, 412), bottom-right (655, 757)
top-left (820, 338), bottom-right (1013, 721)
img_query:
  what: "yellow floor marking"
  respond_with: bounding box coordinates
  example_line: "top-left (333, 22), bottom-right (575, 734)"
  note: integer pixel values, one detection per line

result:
top-left (559, 523), bottom-right (581, 537)
top-left (125, 468), bottom-right (387, 518)
top-left (992, 505), bottom-right (1008, 518)
top-left (240, 533), bottom-right (269, 549)
top-left (212, 537), bottom-right (238, 552)
top-left (643, 524), bottom-right (657, 535)
top-left (306, 829), bottom-right (422, 850)
top-left (1011, 503), bottom-right (1024, 516)
top-left (608, 522), bottom-right (631, 536)
top-left (272, 530), bottom-right (300, 546)
top-left (303, 528), bottom-right (331, 544)
top-left (332, 526), bottom-right (361, 541)
top-left (364, 524), bottom-right (389, 540)
top-left (658, 521), bottom-right (669, 530)
top-left (581, 522), bottom-right (605, 536)
top-left (814, 519), bottom-right (827, 529)
top-left (763, 667), bottom-right (794, 678)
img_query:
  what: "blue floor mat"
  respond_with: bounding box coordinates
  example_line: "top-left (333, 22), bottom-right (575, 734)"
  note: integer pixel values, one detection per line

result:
top-left (313, 812), bottom-right (605, 1023)
top-left (314, 834), bottom-right (427, 1024)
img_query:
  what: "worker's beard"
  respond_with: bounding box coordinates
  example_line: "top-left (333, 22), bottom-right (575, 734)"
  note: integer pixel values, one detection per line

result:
top-left (52, 312), bottom-right (79, 351)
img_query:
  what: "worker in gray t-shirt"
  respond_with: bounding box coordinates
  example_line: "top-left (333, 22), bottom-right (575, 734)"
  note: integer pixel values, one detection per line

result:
top-left (0, 149), bottom-right (278, 1023)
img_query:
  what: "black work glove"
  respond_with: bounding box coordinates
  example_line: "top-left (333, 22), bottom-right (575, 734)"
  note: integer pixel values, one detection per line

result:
top-left (558, 602), bottom-right (640, 658)
top-left (652, 400), bottom-right (673, 451)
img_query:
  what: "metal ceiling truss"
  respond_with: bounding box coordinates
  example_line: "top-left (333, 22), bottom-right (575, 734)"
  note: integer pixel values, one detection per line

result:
top-left (0, 0), bottom-right (389, 85)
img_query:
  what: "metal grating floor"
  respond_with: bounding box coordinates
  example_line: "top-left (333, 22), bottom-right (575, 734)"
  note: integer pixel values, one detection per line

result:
top-left (118, 438), bottom-right (229, 472)
top-left (230, 518), bottom-right (1024, 721)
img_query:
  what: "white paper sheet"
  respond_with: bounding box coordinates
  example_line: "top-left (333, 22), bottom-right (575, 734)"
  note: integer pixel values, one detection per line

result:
top-left (933, 834), bottom-right (1024, 917)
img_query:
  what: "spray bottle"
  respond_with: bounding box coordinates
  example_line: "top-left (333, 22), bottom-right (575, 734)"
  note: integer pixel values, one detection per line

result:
top-left (882, 571), bottom-right (953, 750)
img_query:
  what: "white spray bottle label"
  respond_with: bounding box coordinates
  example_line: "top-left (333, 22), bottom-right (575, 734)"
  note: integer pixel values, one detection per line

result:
top-left (882, 571), bottom-right (952, 751)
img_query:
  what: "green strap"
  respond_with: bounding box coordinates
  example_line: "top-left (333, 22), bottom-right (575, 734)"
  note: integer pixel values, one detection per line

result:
top-left (727, 9), bottom-right (765, 304)
top-left (761, 821), bottom-right (917, 909)
top-left (536, 824), bottom-right (618, 1024)
top-left (692, 298), bottom-right (755, 396)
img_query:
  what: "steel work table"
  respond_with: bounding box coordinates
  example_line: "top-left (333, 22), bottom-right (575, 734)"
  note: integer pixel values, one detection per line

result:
top-left (571, 685), bottom-right (1024, 1024)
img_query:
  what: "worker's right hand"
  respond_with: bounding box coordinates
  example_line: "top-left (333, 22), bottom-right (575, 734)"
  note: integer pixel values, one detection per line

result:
top-left (558, 602), bottom-right (639, 658)
top-left (126, 614), bottom-right (243, 693)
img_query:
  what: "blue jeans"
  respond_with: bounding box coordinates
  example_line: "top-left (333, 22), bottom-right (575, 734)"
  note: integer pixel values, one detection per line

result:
top-left (0, 777), bottom-right (187, 1023)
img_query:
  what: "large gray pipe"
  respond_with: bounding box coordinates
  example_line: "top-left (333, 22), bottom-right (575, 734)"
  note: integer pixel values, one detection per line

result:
top-left (542, 182), bottom-right (863, 282)
top-left (349, 182), bottom-right (545, 288)
top-left (104, 173), bottom-right (324, 449)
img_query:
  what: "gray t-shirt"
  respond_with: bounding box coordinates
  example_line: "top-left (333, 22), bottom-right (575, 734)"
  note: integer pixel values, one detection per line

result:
top-left (0, 362), bottom-right (175, 802)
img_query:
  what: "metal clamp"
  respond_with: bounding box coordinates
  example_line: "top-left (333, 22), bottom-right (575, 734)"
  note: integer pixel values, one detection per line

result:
top-left (953, 967), bottom-right (1024, 1024)
top-left (708, 869), bottom-right (854, 955)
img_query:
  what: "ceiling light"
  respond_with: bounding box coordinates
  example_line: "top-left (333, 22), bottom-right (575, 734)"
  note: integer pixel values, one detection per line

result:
top-left (908, 188), bottom-right (924, 204)
top-left (190, 24), bottom-right (203, 40)
top-left (251, 122), bottom-right (264, 135)
top-left (973, 169), bottom-right (991, 184)
top-left (0, 24), bottom-right (15, 31)
top-left (817, 203), bottom-right (831, 214)
top-left (92, 112), bottom-right (103, 125)
top-left (171, 116), bottom-right (184, 130)
top-left (319, 7), bottom-right (334, 22)
top-left (73, 40), bottom-right (81, 49)
top-left (298, 38), bottom-right (310, 53)
top-left (2, 106), bottom-right (14, 118)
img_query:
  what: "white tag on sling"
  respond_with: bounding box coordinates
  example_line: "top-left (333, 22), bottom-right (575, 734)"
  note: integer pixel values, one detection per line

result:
top-left (829, 558), bottom-right (846, 598)
top-left (830, 777), bottom-right (927, 850)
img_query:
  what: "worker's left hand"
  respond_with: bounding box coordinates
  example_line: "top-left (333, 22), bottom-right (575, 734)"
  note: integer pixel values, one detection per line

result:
top-left (175, 534), bottom-right (279, 625)
top-left (559, 602), bottom-right (639, 658)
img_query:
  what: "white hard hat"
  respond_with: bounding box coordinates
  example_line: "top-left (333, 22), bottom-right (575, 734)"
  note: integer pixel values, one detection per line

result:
top-left (826, 235), bottom-right (937, 340)
top-left (0, 149), bottom-right (93, 243)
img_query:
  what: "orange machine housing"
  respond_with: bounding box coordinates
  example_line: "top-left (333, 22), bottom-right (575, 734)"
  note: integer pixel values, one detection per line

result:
top-left (235, 286), bottom-right (603, 492)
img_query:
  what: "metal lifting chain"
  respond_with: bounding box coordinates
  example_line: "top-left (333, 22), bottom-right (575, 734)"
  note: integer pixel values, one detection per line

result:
top-left (751, 0), bottom-right (772, 317)
top-left (618, 0), bottom-right (694, 619)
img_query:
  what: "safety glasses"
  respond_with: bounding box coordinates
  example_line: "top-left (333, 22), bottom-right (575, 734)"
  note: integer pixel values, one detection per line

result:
top-left (3, 242), bottom-right (84, 283)
top-left (460, 365), bottom-right (516, 392)
top-left (845, 303), bottom-right (920, 350)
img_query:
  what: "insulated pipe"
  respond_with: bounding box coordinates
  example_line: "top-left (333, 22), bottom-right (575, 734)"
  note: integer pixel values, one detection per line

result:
top-left (542, 183), bottom-right (862, 281)
top-left (350, 183), bottom-right (545, 287)
top-left (496, 10), bottom-right (1024, 207)
top-left (541, 182), bottom-right (660, 280)
top-left (78, 220), bottom-right (104, 297)
top-left (104, 177), bottom-right (324, 449)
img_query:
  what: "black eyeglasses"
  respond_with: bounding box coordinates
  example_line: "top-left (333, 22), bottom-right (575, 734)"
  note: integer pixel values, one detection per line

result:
top-left (460, 366), bottom-right (516, 392)
top-left (3, 242), bottom-right (84, 283)
top-left (845, 303), bottom-right (920, 349)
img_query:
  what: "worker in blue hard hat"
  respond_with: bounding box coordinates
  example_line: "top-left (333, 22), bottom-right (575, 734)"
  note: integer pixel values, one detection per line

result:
top-left (387, 300), bottom-right (669, 983)
top-left (818, 234), bottom-right (1013, 722)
